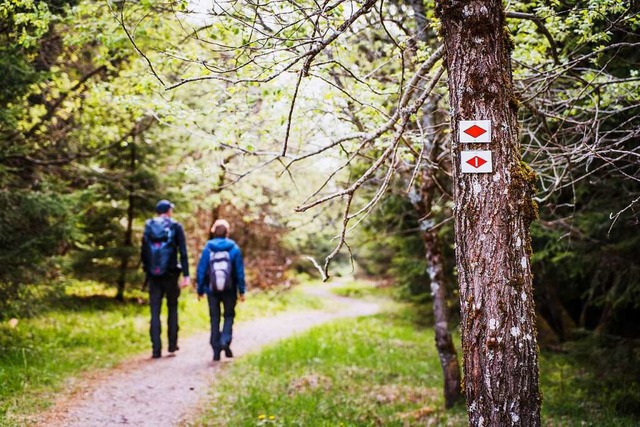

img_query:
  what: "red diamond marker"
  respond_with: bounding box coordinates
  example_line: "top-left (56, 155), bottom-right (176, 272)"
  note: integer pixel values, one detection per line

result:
top-left (466, 156), bottom-right (487, 168)
top-left (463, 124), bottom-right (487, 139)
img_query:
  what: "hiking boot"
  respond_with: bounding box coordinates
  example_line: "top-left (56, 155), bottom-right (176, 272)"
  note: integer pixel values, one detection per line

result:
top-left (223, 346), bottom-right (233, 358)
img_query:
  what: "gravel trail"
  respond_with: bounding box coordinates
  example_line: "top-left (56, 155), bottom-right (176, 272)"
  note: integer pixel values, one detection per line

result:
top-left (35, 286), bottom-right (380, 427)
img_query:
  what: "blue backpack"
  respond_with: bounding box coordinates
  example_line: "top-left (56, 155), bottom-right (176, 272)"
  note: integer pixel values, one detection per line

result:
top-left (144, 218), bottom-right (176, 277)
top-left (209, 251), bottom-right (233, 292)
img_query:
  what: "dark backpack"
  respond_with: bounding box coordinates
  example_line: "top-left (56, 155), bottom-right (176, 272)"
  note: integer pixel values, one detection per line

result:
top-left (208, 251), bottom-right (233, 292)
top-left (144, 218), bottom-right (176, 277)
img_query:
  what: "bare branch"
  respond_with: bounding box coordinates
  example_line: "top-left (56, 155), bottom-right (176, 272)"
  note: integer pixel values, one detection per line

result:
top-left (506, 11), bottom-right (560, 65)
top-left (322, 193), bottom-right (353, 280)
top-left (116, 1), bottom-right (165, 87)
top-left (282, 68), bottom-right (305, 156)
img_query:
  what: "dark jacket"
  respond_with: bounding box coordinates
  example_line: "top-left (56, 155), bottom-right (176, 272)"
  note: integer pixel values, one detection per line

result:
top-left (141, 217), bottom-right (190, 277)
top-left (196, 237), bottom-right (246, 295)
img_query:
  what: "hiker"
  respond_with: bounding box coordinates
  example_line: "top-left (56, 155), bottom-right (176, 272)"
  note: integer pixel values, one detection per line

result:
top-left (196, 219), bottom-right (246, 361)
top-left (141, 199), bottom-right (190, 359)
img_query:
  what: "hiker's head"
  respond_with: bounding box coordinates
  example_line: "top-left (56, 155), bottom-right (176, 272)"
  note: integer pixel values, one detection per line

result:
top-left (156, 199), bottom-right (174, 216)
top-left (211, 219), bottom-right (230, 238)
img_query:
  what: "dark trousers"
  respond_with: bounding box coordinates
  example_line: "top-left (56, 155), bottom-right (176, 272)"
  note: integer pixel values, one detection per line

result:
top-left (207, 291), bottom-right (237, 354)
top-left (148, 273), bottom-right (180, 355)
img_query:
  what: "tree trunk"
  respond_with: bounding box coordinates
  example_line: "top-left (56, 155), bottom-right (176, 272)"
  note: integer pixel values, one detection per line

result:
top-left (538, 278), bottom-right (576, 341)
top-left (116, 139), bottom-right (136, 301)
top-left (412, 108), bottom-right (463, 408)
top-left (422, 223), bottom-right (463, 407)
top-left (412, 167), bottom-right (463, 408)
top-left (408, 0), bottom-right (463, 408)
top-left (437, 1), bottom-right (542, 425)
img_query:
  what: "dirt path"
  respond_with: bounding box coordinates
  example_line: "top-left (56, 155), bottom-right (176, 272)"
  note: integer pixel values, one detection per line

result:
top-left (35, 285), bottom-right (380, 427)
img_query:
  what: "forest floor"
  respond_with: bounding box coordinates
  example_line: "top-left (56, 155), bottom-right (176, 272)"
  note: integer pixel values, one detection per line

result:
top-left (31, 283), bottom-right (380, 427)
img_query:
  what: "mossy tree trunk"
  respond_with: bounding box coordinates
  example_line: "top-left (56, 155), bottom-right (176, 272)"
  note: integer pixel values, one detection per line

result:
top-left (437, 0), bottom-right (541, 425)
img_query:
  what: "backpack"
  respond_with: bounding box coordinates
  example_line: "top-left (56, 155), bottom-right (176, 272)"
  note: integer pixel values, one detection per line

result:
top-left (144, 218), bottom-right (176, 277)
top-left (208, 251), bottom-right (233, 292)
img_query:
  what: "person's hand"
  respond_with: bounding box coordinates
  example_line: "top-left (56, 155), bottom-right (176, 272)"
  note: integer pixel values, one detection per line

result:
top-left (239, 294), bottom-right (246, 303)
top-left (197, 294), bottom-right (203, 301)
top-left (180, 276), bottom-right (191, 289)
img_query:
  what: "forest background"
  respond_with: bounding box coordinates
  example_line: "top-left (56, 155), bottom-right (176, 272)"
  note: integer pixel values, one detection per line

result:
top-left (0, 0), bottom-right (639, 423)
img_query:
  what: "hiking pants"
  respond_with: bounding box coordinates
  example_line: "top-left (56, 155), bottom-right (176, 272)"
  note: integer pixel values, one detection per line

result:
top-left (148, 273), bottom-right (180, 356)
top-left (207, 291), bottom-right (237, 354)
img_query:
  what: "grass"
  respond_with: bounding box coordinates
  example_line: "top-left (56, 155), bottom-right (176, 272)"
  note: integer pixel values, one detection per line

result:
top-left (539, 333), bottom-right (640, 425)
top-left (330, 279), bottom-right (395, 300)
top-left (0, 279), bottom-right (326, 426)
top-left (192, 307), bottom-right (469, 426)
top-left (190, 286), bottom-right (639, 427)
top-left (240, 284), bottom-right (327, 321)
top-left (2, 278), bottom-right (638, 426)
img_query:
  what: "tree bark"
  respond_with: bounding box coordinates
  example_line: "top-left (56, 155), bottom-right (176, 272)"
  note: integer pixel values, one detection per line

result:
top-left (412, 165), bottom-right (463, 408)
top-left (437, 1), bottom-right (542, 425)
top-left (421, 216), bottom-right (463, 407)
top-left (411, 110), bottom-right (463, 408)
top-left (408, 0), bottom-right (462, 407)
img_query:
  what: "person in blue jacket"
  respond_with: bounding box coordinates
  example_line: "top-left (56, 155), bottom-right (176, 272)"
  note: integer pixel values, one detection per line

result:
top-left (196, 219), bottom-right (246, 361)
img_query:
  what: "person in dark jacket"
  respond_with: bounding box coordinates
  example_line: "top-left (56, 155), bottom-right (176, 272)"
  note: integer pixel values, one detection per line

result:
top-left (141, 199), bottom-right (190, 359)
top-left (196, 219), bottom-right (246, 361)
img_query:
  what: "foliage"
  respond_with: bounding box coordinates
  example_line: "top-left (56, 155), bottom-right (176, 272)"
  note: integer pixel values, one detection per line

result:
top-left (531, 180), bottom-right (640, 335)
top-left (0, 0), bottom-right (638, 407)
top-left (0, 0), bottom-right (68, 127)
top-left (0, 189), bottom-right (73, 306)
top-left (509, 0), bottom-right (640, 336)
top-left (0, 0), bottom-right (203, 301)
top-left (354, 193), bottom-right (429, 297)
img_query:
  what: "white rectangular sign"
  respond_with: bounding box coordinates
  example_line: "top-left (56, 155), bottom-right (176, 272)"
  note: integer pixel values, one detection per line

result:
top-left (461, 150), bottom-right (493, 173)
top-left (459, 120), bottom-right (491, 143)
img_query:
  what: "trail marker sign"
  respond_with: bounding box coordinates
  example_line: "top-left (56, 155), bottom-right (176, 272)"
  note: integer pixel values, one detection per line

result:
top-left (460, 120), bottom-right (491, 143)
top-left (461, 150), bottom-right (492, 173)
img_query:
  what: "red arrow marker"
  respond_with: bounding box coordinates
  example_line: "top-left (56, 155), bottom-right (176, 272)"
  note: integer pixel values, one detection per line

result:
top-left (461, 150), bottom-right (492, 173)
top-left (466, 156), bottom-right (487, 168)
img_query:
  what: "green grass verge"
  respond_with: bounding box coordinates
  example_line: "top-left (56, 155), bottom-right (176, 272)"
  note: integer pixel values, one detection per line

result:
top-left (193, 307), bottom-right (639, 427)
top-left (540, 334), bottom-right (640, 425)
top-left (330, 279), bottom-right (395, 301)
top-left (193, 308), bottom-right (468, 426)
top-left (0, 280), bottom-right (325, 425)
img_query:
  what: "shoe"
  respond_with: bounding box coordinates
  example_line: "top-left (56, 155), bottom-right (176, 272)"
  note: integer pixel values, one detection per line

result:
top-left (223, 346), bottom-right (233, 358)
top-left (213, 352), bottom-right (221, 361)
top-left (167, 346), bottom-right (179, 357)
top-left (152, 352), bottom-right (161, 359)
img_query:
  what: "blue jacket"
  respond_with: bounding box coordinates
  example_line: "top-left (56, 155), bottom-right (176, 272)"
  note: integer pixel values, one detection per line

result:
top-left (196, 238), bottom-right (246, 295)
